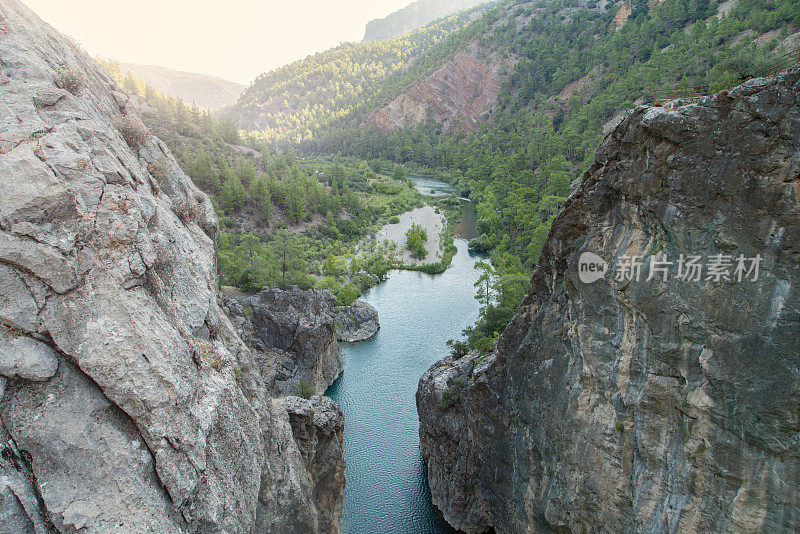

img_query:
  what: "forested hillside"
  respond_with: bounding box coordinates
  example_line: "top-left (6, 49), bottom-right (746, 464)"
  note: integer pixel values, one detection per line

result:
top-left (234, 0), bottom-right (799, 350)
top-left (100, 60), bottom-right (436, 306)
top-left (227, 7), bottom-right (485, 141)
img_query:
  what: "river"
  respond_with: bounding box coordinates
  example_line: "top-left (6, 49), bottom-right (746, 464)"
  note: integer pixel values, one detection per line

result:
top-left (326, 178), bottom-right (481, 533)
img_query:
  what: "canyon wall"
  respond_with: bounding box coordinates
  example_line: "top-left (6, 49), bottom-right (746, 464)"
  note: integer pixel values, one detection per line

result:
top-left (366, 42), bottom-right (510, 135)
top-left (0, 2), bottom-right (342, 532)
top-left (418, 67), bottom-right (800, 533)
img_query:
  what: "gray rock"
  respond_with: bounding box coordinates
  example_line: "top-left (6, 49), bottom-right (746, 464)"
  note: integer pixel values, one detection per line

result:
top-left (2, 360), bottom-right (183, 533)
top-left (0, 329), bottom-right (58, 381)
top-left (334, 300), bottom-right (380, 342)
top-left (282, 395), bottom-right (346, 534)
top-left (0, 1), bottom-right (344, 532)
top-left (418, 65), bottom-right (800, 533)
top-left (229, 287), bottom-right (344, 396)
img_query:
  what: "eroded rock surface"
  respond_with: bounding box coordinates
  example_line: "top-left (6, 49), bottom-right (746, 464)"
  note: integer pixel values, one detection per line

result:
top-left (418, 67), bottom-right (800, 533)
top-left (282, 396), bottom-right (346, 534)
top-left (226, 287), bottom-right (343, 396)
top-left (335, 300), bottom-right (380, 343)
top-left (0, 2), bottom-right (343, 532)
top-left (366, 41), bottom-right (512, 134)
top-left (226, 286), bottom-right (381, 393)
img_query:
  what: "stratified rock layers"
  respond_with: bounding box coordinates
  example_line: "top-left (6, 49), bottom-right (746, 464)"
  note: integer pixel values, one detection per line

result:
top-left (366, 42), bottom-right (509, 134)
top-left (0, 2), bottom-right (343, 532)
top-left (418, 68), bottom-right (800, 533)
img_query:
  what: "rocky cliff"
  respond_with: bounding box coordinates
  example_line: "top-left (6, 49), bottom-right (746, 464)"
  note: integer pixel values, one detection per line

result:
top-left (225, 287), bottom-right (343, 396)
top-left (418, 67), bottom-right (800, 533)
top-left (0, 2), bottom-right (342, 532)
top-left (366, 41), bottom-right (510, 135)
top-left (225, 287), bottom-right (379, 394)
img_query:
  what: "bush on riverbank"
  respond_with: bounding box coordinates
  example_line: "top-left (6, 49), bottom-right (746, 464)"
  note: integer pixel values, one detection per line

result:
top-left (405, 222), bottom-right (428, 259)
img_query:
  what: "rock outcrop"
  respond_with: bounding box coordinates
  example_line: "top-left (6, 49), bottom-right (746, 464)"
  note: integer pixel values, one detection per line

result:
top-left (226, 287), bottom-right (380, 392)
top-left (335, 300), bottom-right (380, 343)
top-left (366, 41), bottom-right (512, 134)
top-left (226, 287), bottom-right (343, 396)
top-left (0, 2), bottom-right (343, 532)
top-left (418, 67), bottom-right (800, 533)
top-left (281, 396), bottom-right (346, 534)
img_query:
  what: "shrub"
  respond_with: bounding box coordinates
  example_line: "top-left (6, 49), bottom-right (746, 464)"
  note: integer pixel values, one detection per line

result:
top-left (293, 379), bottom-right (315, 400)
top-left (388, 215), bottom-right (400, 224)
top-left (468, 233), bottom-right (493, 252)
top-left (116, 115), bottom-right (149, 148)
top-left (446, 339), bottom-right (470, 358)
top-left (55, 64), bottom-right (86, 95)
top-left (437, 376), bottom-right (469, 409)
top-left (334, 283), bottom-right (361, 306)
top-left (147, 159), bottom-right (168, 182)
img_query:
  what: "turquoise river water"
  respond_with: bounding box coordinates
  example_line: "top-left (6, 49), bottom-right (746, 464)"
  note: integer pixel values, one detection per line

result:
top-left (327, 180), bottom-right (482, 533)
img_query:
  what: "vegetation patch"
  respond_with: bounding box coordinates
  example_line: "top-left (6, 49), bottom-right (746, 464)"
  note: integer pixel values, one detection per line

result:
top-left (405, 222), bottom-right (428, 259)
top-left (116, 115), bottom-right (149, 148)
top-left (437, 376), bottom-right (470, 410)
top-left (55, 63), bottom-right (86, 94)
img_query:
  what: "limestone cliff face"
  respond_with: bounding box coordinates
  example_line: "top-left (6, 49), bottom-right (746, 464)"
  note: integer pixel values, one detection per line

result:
top-left (418, 67), bottom-right (800, 533)
top-left (366, 42), bottom-right (510, 134)
top-left (225, 287), bottom-right (379, 392)
top-left (0, 2), bottom-right (342, 532)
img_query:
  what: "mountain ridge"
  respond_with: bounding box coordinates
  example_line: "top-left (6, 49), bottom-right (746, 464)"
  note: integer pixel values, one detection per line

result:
top-left (117, 62), bottom-right (244, 109)
top-left (363, 0), bottom-right (489, 41)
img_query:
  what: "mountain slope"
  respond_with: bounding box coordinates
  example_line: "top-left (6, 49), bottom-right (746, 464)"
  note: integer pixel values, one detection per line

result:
top-left (228, 8), bottom-right (484, 140)
top-left (418, 66), bottom-right (800, 533)
top-left (365, 39), bottom-right (511, 134)
top-left (112, 62), bottom-right (244, 109)
top-left (363, 0), bottom-right (489, 41)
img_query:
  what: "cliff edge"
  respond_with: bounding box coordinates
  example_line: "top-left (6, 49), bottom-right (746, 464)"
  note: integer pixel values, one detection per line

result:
top-left (418, 67), bottom-right (800, 533)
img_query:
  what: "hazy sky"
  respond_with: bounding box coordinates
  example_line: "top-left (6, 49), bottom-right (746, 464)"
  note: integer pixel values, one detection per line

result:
top-left (23, 0), bottom-right (414, 84)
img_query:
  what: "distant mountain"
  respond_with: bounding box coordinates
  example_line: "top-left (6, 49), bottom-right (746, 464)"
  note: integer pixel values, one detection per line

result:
top-left (118, 63), bottom-right (244, 109)
top-left (363, 0), bottom-right (488, 41)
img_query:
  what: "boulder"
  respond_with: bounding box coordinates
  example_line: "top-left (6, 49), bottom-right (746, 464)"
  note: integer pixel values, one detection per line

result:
top-left (334, 300), bottom-right (380, 342)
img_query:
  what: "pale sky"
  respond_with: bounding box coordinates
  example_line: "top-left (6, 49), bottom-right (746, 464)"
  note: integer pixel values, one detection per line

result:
top-left (23, 0), bottom-right (414, 85)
